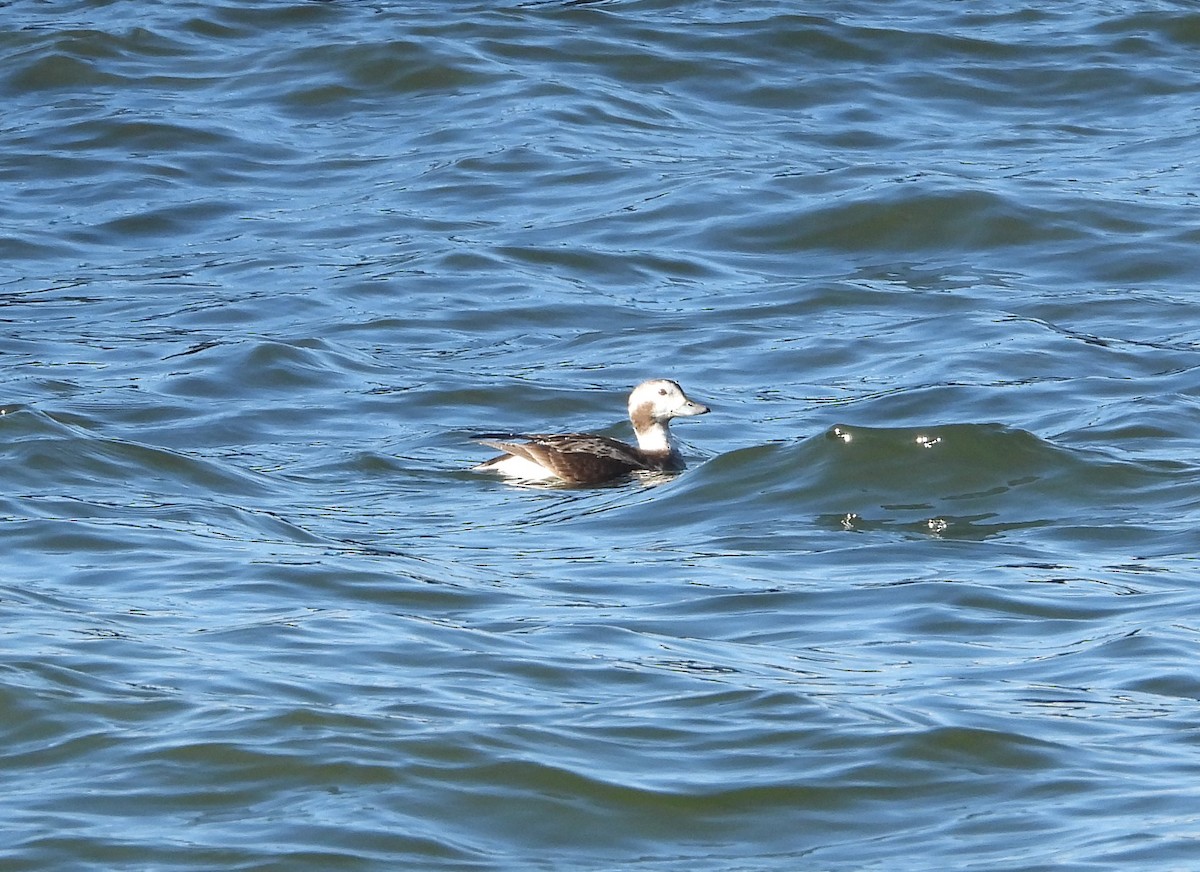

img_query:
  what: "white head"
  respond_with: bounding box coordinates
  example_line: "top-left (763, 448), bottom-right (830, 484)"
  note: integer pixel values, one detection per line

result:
top-left (627, 379), bottom-right (709, 452)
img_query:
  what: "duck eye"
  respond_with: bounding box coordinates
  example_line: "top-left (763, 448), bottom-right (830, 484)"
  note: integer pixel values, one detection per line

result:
top-left (658, 388), bottom-right (668, 396)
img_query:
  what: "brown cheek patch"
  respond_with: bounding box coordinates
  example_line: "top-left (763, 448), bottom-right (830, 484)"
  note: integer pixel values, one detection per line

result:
top-left (630, 401), bottom-right (656, 432)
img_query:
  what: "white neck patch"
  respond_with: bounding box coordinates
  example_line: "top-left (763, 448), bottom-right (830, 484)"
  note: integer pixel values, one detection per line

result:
top-left (634, 420), bottom-right (673, 454)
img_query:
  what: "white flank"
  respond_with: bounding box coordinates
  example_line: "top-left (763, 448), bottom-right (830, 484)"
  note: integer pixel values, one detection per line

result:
top-left (475, 454), bottom-right (558, 481)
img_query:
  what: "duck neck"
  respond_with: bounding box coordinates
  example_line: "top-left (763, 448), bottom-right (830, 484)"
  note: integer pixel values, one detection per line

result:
top-left (632, 418), bottom-right (674, 456)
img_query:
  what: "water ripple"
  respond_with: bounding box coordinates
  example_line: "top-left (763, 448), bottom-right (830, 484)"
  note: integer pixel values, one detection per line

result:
top-left (5, 2), bottom-right (1200, 870)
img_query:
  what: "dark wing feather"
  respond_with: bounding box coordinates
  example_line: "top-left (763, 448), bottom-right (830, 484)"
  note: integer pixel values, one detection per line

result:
top-left (475, 433), bottom-right (656, 484)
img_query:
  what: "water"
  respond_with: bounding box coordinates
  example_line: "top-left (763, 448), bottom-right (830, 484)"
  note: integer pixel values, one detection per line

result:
top-left (4, 1), bottom-right (1200, 869)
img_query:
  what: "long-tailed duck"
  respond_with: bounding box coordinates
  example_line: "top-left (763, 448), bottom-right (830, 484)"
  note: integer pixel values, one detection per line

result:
top-left (472, 379), bottom-right (710, 484)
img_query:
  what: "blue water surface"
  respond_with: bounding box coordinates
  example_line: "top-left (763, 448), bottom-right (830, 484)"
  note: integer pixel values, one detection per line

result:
top-left (3, 1), bottom-right (1200, 869)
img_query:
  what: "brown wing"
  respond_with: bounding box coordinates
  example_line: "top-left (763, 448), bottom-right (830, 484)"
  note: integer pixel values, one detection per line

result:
top-left (477, 433), bottom-right (650, 484)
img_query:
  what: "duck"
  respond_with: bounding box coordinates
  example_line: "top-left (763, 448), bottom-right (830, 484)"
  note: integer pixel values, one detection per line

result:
top-left (472, 379), bottom-right (710, 484)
